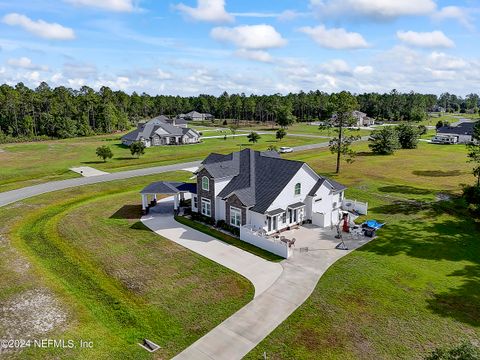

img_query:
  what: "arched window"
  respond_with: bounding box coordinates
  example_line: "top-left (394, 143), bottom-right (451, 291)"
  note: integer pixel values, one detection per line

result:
top-left (202, 176), bottom-right (210, 191)
top-left (294, 183), bottom-right (301, 196)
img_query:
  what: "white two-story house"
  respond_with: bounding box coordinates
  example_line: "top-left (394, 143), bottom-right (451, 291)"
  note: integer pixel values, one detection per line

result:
top-left (190, 149), bottom-right (346, 234)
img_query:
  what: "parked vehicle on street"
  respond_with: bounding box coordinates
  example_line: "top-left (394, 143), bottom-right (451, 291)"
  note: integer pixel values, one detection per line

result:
top-left (279, 146), bottom-right (294, 153)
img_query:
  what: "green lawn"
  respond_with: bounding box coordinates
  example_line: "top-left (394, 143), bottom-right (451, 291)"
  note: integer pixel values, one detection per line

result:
top-left (0, 133), bottom-right (323, 192)
top-left (246, 142), bottom-right (480, 359)
top-left (0, 171), bottom-right (253, 359)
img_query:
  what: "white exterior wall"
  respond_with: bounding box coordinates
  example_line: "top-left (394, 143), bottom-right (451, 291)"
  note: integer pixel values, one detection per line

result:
top-left (213, 177), bottom-right (233, 221)
top-left (248, 211), bottom-right (267, 231)
top-left (266, 165), bottom-right (318, 213)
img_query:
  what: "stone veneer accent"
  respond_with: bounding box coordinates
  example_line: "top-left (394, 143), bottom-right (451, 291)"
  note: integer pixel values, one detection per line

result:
top-left (225, 194), bottom-right (246, 226)
top-left (196, 168), bottom-right (215, 219)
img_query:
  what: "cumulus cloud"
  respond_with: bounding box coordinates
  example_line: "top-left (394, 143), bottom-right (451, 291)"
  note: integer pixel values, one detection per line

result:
top-left (211, 24), bottom-right (287, 49)
top-left (65, 0), bottom-right (135, 12)
top-left (235, 49), bottom-right (273, 63)
top-left (2, 13), bottom-right (75, 40)
top-left (354, 65), bottom-right (373, 75)
top-left (176, 0), bottom-right (234, 23)
top-left (7, 57), bottom-right (49, 71)
top-left (310, 0), bottom-right (436, 20)
top-left (299, 25), bottom-right (369, 50)
top-left (397, 30), bottom-right (455, 48)
top-left (432, 6), bottom-right (474, 30)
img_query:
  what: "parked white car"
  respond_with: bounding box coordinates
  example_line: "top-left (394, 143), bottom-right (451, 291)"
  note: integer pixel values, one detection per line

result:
top-left (279, 146), bottom-right (294, 153)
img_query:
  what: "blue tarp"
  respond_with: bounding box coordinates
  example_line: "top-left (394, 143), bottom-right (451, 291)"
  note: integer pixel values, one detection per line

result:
top-left (365, 220), bottom-right (385, 229)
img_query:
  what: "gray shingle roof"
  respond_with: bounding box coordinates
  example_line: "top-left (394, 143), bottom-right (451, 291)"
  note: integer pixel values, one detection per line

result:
top-left (141, 181), bottom-right (197, 194)
top-left (203, 149), bottom-right (304, 213)
top-left (437, 121), bottom-right (477, 136)
top-left (122, 115), bottom-right (199, 142)
top-left (308, 177), bottom-right (346, 196)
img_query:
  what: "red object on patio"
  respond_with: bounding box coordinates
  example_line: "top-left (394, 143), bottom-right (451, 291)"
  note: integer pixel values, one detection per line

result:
top-left (342, 213), bottom-right (350, 233)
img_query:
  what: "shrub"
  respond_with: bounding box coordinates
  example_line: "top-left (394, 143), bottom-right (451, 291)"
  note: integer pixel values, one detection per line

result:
top-left (216, 220), bottom-right (240, 236)
top-left (222, 119), bottom-right (228, 126)
top-left (130, 141), bottom-right (146, 158)
top-left (368, 127), bottom-right (400, 155)
top-left (191, 212), bottom-right (215, 225)
top-left (417, 125), bottom-right (428, 136)
top-left (96, 145), bottom-right (113, 162)
top-left (425, 342), bottom-right (480, 360)
top-left (396, 124), bottom-right (420, 149)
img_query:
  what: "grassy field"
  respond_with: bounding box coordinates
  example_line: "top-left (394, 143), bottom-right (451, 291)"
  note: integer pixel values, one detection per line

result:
top-left (191, 120), bottom-right (372, 137)
top-left (0, 133), bottom-right (323, 193)
top-left (0, 171), bottom-right (253, 359)
top-left (246, 142), bottom-right (480, 359)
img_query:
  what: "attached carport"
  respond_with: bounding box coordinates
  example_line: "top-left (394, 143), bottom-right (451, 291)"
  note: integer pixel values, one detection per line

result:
top-left (140, 181), bottom-right (196, 214)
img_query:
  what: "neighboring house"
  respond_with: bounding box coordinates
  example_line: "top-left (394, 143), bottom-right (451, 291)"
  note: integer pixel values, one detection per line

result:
top-left (331, 111), bottom-right (375, 127)
top-left (432, 121), bottom-right (477, 144)
top-left (191, 149), bottom-right (346, 233)
top-left (121, 115), bottom-right (200, 147)
top-left (184, 111), bottom-right (214, 121)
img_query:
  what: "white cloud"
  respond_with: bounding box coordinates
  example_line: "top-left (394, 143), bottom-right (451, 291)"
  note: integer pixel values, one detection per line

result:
top-left (397, 30), bottom-right (454, 48)
top-left (427, 52), bottom-right (467, 70)
top-left (65, 0), bottom-right (135, 12)
top-left (310, 0), bottom-right (436, 19)
top-left (211, 24), bottom-right (287, 49)
top-left (319, 59), bottom-right (351, 75)
top-left (299, 25), bottom-right (369, 49)
top-left (176, 0), bottom-right (234, 23)
top-left (156, 69), bottom-right (173, 80)
top-left (432, 6), bottom-right (474, 30)
top-left (2, 13), bottom-right (75, 40)
top-left (354, 65), bottom-right (373, 75)
top-left (235, 49), bottom-right (273, 63)
top-left (7, 57), bottom-right (49, 71)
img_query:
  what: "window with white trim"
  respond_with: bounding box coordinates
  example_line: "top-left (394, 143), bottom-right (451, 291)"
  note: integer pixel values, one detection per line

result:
top-left (193, 196), bottom-right (198, 209)
top-left (230, 206), bottom-right (241, 227)
top-left (201, 198), bottom-right (211, 217)
top-left (202, 176), bottom-right (209, 191)
top-left (294, 182), bottom-right (301, 196)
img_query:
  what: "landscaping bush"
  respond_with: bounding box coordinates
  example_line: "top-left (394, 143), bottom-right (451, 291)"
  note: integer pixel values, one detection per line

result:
top-left (463, 185), bottom-right (480, 214)
top-left (191, 212), bottom-right (215, 225)
top-left (425, 341), bottom-right (480, 360)
top-left (216, 220), bottom-right (240, 236)
top-left (418, 124), bottom-right (428, 136)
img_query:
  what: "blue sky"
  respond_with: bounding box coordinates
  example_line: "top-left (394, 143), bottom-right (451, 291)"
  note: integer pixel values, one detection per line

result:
top-left (0, 0), bottom-right (479, 95)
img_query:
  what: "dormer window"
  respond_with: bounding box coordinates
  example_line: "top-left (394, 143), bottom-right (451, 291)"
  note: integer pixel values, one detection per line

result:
top-left (202, 176), bottom-right (210, 191)
top-left (294, 183), bottom-right (301, 196)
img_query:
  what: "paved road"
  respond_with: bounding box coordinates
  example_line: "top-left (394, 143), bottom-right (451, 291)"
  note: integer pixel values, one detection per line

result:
top-left (0, 138), bottom-right (371, 208)
top-left (142, 199), bottom-right (283, 298)
top-left (0, 139), bottom-right (352, 207)
top-left (0, 161), bottom-right (202, 208)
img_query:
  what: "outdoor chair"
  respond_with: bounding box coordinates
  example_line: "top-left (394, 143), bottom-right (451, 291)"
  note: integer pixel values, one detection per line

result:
top-left (288, 238), bottom-right (296, 248)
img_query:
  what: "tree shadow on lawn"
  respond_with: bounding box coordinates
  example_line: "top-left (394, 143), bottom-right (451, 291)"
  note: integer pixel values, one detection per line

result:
top-left (378, 185), bottom-right (435, 196)
top-left (115, 157), bottom-right (137, 161)
top-left (361, 201), bottom-right (480, 326)
top-left (110, 205), bottom-right (142, 219)
top-left (81, 161), bottom-right (105, 165)
top-left (413, 170), bottom-right (463, 177)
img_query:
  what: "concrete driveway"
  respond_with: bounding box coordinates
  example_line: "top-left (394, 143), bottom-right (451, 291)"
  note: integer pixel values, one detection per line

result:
top-left (142, 199), bottom-right (373, 360)
top-left (141, 199), bottom-right (283, 297)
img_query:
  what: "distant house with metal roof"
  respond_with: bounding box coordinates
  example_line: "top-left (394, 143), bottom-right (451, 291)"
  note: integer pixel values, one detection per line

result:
top-left (433, 121), bottom-right (477, 144)
top-left (121, 115), bottom-right (200, 147)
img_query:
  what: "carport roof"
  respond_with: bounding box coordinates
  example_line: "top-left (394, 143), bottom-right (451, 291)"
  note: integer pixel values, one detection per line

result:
top-left (141, 181), bottom-right (197, 194)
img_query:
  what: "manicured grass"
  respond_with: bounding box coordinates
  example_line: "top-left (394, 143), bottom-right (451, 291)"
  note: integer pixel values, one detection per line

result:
top-left (246, 142), bottom-right (480, 359)
top-left (0, 133), bottom-right (323, 192)
top-left (175, 215), bottom-right (283, 262)
top-left (0, 171), bottom-right (253, 359)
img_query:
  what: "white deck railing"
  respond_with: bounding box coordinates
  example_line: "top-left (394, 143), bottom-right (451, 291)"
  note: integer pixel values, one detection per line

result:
top-left (240, 226), bottom-right (292, 259)
top-left (342, 199), bottom-right (368, 215)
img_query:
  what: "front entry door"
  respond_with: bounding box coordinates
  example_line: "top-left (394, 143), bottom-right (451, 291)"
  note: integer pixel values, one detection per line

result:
top-left (273, 216), bottom-right (277, 231)
top-left (267, 217), bottom-right (272, 232)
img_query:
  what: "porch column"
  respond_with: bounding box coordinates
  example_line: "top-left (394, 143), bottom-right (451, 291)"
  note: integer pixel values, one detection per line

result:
top-left (153, 194), bottom-right (157, 204)
top-left (141, 194), bottom-right (148, 210)
top-left (173, 194), bottom-right (179, 210)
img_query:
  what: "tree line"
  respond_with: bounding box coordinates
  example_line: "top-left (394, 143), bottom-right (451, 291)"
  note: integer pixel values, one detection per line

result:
top-left (1, 82), bottom-right (479, 141)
